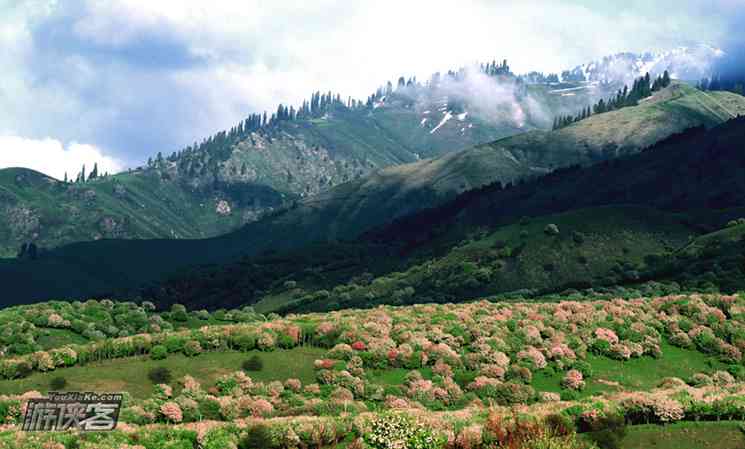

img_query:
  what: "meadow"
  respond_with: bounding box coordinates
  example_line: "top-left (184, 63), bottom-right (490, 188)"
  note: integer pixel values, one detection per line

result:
top-left (2, 294), bottom-right (745, 448)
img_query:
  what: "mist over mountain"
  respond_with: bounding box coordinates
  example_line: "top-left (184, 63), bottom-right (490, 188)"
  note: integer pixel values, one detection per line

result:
top-left (560, 44), bottom-right (725, 85)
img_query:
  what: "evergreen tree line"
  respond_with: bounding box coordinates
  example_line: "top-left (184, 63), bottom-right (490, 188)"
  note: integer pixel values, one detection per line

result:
top-left (520, 72), bottom-right (560, 84)
top-left (157, 58), bottom-right (517, 176)
top-left (363, 58), bottom-right (514, 107)
top-left (152, 89), bottom-right (368, 175)
top-left (63, 162), bottom-right (107, 184)
top-left (480, 59), bottom-right (511, 77)
top-left (553, 71), bottom-right (671, 130)
top-left (697, 75), bottom-right (745, 95)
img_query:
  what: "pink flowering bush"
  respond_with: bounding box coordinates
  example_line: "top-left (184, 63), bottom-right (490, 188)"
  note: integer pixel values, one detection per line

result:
top-left (160, 402), bottom-right (183, 423)
top-left (432, 359), bottom-right (453, 378)
top-left (314, 359), bottom-right (336, 370)
top-left (246, 398), bottom-right (274, 417)
top-left (652, 398), bottom-right (684, 422)
top-left (516, 347), bottom-right (547, 369)
top-left (328, 344), bottom-right (354, 360)
top-left (284, 378), bottom-right (302, 392)
top-left (594, 328), bottom-right (619, 345)
top-left (562, 369), bottom-right (585, 390)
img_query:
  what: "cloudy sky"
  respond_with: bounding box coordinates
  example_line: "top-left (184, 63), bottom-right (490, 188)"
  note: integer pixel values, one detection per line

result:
top-left (0, 0), bottom-right (741, 179)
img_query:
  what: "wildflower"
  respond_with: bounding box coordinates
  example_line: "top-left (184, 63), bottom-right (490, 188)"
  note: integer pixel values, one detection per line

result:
top-left (160, 402), bottom-right (183, 423)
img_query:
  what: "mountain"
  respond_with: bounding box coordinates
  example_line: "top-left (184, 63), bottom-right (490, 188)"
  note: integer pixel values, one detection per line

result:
top-left (0, 61), bottom-right (616, 257)
top-left (132, 114), bottom-right (745, 314)
top-left (0, 48), bottom-right (725, 257)
top-left (227, 83), bottom-right (745, 250)
top-left (561, 44), bottom-right (726, 84)
top-left (0, 83), bottom-right (743, 306)
top-left (249, 115), bottom-right (745, 313)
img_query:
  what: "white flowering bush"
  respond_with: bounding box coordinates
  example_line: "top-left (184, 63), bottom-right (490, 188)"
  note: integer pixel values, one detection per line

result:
top-left (363, 413), bottom-right (444, 449)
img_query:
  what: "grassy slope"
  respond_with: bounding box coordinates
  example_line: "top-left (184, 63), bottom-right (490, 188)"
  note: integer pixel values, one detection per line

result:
top-left (240, 84), bottom-right (745, 252)
top-left (532, 342), bottom-right (725, 398)
top-left (0, 167), bottom-right (260, 258)
top-left (645, 222), bottom-right (745, 293)
top-left (0, 347), bottom-right (325, 399)
top-left (615, 422), bottom-right (745, 449)
top-left (268, 205), bottom-right (693, 313)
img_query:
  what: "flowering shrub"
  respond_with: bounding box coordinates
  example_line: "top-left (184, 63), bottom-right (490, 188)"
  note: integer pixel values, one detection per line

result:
top-left (562, 369), bottom-right (585, 391)
top-left (594, 328), bottom-right (620, 345)
top-left (363, 413), bottom-right (444, 449)
top-left (712, 370), bottom-right (735, 386)
top-left (159, 401), bottom-right (183, 423)
top-left (30, 351), bottom-right (54, 371)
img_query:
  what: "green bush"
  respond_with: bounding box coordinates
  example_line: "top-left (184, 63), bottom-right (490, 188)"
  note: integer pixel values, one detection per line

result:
top-left (572, 360), bottom-right (594, 378)
top-left (572, 231), bottom-right (586, 244)
top-left (589, 339), bottom-right (611, 355)
top-left (232, 333), bottom-right (257, 351)
top-left (584, 414), bottom-right (627, 449)
top-left (479, 382), bottom-right (536, 405)
top-left (544, 223), bottom-right (560, 236)
top-left (0, 399), bottom-right (21, 425)
top-left (148, 366), bottom-right (172, 384)
top-left (239, 424), bottom-right (276, 449)
top-left (202, 427), bottom-right (239, 449)
top-left (198, 398), bottom-right (223, 421)
top-left (49, 376), bottom-right (67, 390)
top-left (183, 340), bottom-right (202, 357)
top-left (170, 304), bottom-right (189, 322)
top-left (560, 390), bottom-right (579, 401)
top-left (150, 345), bottom-right (168, 360)
top-left (242, 355), bottom-right (264, 372)
top-left (13, 361), bottom-right (33, 379)
top-left (277, 334), bottom-right (295, 349)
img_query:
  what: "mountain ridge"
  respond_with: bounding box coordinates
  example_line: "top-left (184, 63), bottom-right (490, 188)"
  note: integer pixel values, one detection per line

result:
top-left (0, 83), bottom-right (743, 305)
top-left (0, 48), bottom-right (727, 256)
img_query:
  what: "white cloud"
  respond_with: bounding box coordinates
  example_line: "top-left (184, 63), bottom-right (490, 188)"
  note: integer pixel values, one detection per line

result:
top-left (0, 0), bottom-right (739, 169)
top-left (0, 135), bottom-right (122, 180)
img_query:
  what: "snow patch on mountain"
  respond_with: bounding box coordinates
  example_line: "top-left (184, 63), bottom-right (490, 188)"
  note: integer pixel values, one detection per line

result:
top-left (565, 44), bottom-right (725, 85)
top-left (430, 111), bottom-right (452, 134)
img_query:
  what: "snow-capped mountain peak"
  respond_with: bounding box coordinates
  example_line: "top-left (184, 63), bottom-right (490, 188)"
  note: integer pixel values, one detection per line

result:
top-left (564, 44), bottom-right (726, 84)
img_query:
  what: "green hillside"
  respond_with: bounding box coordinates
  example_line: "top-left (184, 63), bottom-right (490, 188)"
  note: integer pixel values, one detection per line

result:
top-left (258, 205), bottom-right (694, 313)
top-left (1, 66), bottom-right (593, 257)
top-left (0, 167), bottom-right (279, 258)
top-left (148, 116), bottom-right (745, 313)
top-left (223, 83), bottom-right (745, 251)
top-left (0, 86), bottom-right (743, 306)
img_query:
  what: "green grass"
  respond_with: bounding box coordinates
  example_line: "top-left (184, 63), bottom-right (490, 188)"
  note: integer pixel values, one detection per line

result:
top-left (681, 223), bottom-right (745, 255)
top-left (368, 367), bottom-right (434, 385)
top-left (532, 342), bottom-right (724, 398)
top-left (0, 347), bottom-right (325, 399)
top-left (35, 328), bottom-right (89, 350)
top-left (615, 421), bottom-right (745, 449)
